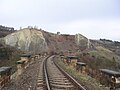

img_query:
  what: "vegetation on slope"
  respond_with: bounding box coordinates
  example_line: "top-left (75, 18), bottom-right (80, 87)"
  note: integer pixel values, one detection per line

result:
top-left (88, 46), bottom-right (120, 70)
top-left (0, 44), bottom-right (22, 73)
top-left (91, 39), bottom-right (120, 56)
top-left (55, 57), bottom-right (108, 90)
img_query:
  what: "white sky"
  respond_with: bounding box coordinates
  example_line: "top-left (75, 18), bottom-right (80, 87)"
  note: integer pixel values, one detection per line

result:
top-left (0, 0), bottom-right (120, 41)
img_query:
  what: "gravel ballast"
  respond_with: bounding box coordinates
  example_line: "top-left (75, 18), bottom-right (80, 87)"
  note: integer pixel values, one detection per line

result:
top-left (2, 58), bottom-right (43, 90)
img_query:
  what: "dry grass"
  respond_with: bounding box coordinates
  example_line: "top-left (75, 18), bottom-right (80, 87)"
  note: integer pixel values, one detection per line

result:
top-left (55, 57), bottom-right (108, 90)
top-left (88, 46), bottom-right (120, 70)
top-left (89, 46), bottom-right (120, 61)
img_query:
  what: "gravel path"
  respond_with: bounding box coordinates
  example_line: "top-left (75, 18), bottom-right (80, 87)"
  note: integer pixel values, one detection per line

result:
top-left (2, 58), bottom-right (43, 90)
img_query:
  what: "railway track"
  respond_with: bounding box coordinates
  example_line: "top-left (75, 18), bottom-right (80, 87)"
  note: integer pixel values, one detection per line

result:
top-left (36, 57), bottom-right (46, 90)
top-left (36, 56), bottom-right (86, 90)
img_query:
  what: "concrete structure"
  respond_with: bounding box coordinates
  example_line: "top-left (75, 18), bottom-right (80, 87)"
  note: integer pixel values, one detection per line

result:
top-left (0, 67), bottom-right (12, 89)
top-left (65, 56), bottom-right (78, 66)
top-left (20, 54), bottom-right (31, 68)
top-left (30, 56), bottom-right (35, 64)
top-left (34, 55), bottom-right (40, 60)
top-left (16, 60), bottom-right (25, 76)
top-left (60, 55), bottom-right (64, 62)
top-left (16, 54), bottom-right (31, 76)
top-left (76, 62), bottom-right (87, 74)
top-left (99, 69), bottom-right (120, 89)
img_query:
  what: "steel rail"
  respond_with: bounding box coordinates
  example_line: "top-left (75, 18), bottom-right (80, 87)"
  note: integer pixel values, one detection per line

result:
top-left (43, 56), bottom-right (51, 90)
top-left (53, 56), bottom-right (86, 90)
top-left (44, 55), bottom-right (86, 90)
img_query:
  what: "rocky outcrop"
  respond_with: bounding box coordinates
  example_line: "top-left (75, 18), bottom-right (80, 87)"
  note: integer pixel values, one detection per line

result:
top-left (1, 28), bottom-right (48, 54)
top-left (75, 33), bottom-right (90, 50)
top-left (42, 31), bottom-right (79, 54)
top-left (0, 27), bottom-right (94, 54)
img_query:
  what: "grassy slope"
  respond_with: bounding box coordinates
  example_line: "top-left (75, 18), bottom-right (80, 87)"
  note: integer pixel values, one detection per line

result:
top-left (55, 57), bottom-right (108, 90)
top-left (89, 46), bottom-right (120, 70)
top-left (89, 46), bottom-right (120, 61)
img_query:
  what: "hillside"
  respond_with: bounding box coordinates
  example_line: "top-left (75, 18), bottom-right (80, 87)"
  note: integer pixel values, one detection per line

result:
top-left (77, 39), bottom-right (120, 73)
top-left (0, 28), bottom-right (48, 54)
top-left (42, 30), bottom-right (79, 54)
top-left (91, 39), bottom-right (120, 56)
top-left (0, 27), bottom-right (90, 54)
top-left (0, 26), bottom-right (120, 73)
top-left (0, 26), bottom-right (120, 90)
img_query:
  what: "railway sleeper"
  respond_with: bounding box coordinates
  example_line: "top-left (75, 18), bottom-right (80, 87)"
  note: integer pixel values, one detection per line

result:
top-left (51, 84), bottom-right (75, 89)
top-left (50, 82), bottom-right (72, 86)
top-left (50, 80), bottom-right (70, 83)
top-left (49, 77), bottom-right (67, 80)
top-left (37, 80), bottom-right (46, 90)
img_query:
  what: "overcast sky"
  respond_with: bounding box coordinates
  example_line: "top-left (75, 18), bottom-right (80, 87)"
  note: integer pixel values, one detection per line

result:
top-left (0, 0), bottom-right (120, 41)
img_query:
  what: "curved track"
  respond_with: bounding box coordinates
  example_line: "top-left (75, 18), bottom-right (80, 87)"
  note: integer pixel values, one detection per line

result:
top-left (36, 56), bottom-right (86, 90)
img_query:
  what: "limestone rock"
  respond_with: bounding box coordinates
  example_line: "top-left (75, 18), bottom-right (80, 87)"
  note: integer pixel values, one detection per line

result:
top-left (75, 33), bottom-right (90, 50)
top-left (2, 28), bottom-right (48, 53)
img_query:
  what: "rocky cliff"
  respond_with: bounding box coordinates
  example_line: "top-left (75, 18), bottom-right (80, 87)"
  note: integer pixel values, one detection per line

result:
top-left (75, 33), bottom-right (92, 50)
top-left (1, 28), bottom-right (48, 54)
top-left (42, 30), bottom-right (79, 53)
top-left (0, 27), bottom-right (90, 54)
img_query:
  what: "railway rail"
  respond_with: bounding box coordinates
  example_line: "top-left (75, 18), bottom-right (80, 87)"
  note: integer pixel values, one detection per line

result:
top-left (36, 55), bottom-right (86, 90)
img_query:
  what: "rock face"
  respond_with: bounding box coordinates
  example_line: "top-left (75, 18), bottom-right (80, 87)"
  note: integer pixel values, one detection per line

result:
top-left (2, 28), bottom-right (48, 53)
top-left (75, 33), bottom-right (90, 50)
top-left (0, 27), bottom-right (92, 54)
